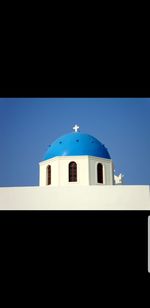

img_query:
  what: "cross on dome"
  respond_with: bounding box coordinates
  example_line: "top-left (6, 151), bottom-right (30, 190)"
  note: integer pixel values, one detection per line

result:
top-left (73, 124), bottom-right (80, 133)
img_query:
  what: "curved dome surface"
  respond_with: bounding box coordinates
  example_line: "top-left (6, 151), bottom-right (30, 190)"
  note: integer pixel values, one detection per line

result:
top-left (44, 132), bottom-right (111, 160)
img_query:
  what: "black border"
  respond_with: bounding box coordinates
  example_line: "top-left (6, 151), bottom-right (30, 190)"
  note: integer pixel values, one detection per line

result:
top-left (0, 210), bottom-right (150, 280)
top-left (0, 87), bottom-right (150, 97)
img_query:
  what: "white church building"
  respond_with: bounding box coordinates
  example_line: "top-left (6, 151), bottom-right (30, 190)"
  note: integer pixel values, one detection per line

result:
top-left (0, 125), bottom-right (150, 210)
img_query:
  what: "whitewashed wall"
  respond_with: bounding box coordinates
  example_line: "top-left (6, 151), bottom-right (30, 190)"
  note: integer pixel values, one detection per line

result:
top-left (0, 186), bottom-right (150, 210)
top-left (88, 156), bottom-right (114, 185)
top-left (39, 155), bottom-right (114, 186)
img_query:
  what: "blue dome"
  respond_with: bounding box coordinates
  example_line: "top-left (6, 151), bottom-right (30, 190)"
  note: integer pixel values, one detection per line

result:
top-left (44, 132), bottom-right (111, 160)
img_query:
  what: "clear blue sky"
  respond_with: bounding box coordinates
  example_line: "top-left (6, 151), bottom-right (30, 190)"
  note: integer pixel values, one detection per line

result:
top-left (0, 98), bottom-right (150, 186)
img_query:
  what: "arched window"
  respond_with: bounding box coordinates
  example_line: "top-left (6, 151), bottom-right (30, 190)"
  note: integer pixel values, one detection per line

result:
top-left (97, 163), bottom-right (103, 184)
top-left (69, 162), bottom-right (77, 182)
top-left (47, 165), bottom-right (51, 185)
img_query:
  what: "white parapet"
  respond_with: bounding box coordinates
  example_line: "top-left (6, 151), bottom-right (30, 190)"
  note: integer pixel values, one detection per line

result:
top-left (0, 185), bottom-right (150, 210)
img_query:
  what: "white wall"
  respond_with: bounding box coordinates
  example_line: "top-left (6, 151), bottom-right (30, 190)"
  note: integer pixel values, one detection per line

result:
top-left (88, 156), bottom-right (113, 185)
top-left (39, 158), bottom-right (59, 186)
top-left (0, 185), bottom-right (150, 210)
top-left (39, 156), bottom-right (90, 186)
top-left (39, 156), bottom-right (114, 186)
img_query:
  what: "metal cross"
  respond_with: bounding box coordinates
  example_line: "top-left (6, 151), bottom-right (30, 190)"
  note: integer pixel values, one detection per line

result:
top-left (73, 124), bottom-right (80, 132)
